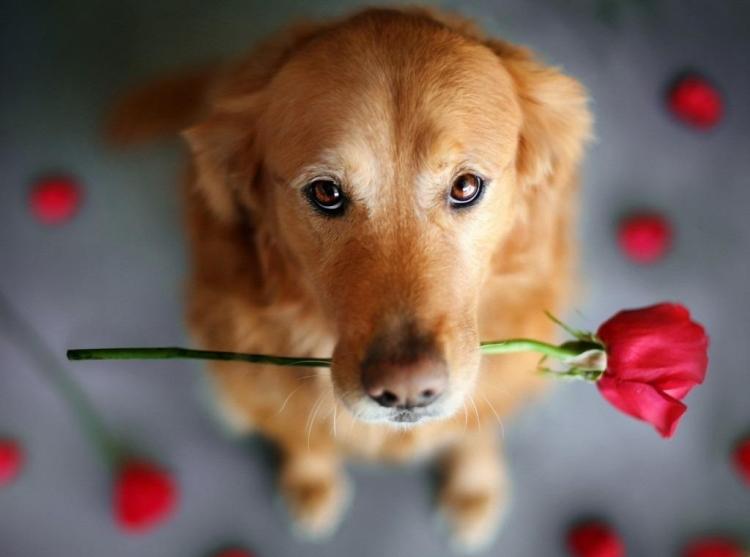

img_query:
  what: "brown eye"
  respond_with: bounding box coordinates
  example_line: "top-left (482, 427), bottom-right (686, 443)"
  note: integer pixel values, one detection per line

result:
top-left (306, 179), bottom-right (346, 215)
top-left (449, 173), bottom-right (484, 207)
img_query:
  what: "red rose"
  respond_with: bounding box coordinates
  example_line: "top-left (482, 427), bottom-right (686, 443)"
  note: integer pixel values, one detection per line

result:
top-left (114, 458), bottom-right (178, 532)
top-left (733, 436), bottom-right (750, 487)
top-left (618, 213), bottom-right (672, 264)
top-left (667, 74), bottom-right (723, 130)
top-left (596, 303), bottom-right (709, 437)
top-left (683, 538), bottom-right (746, 557)
top-left (29, 175), bottom-right (83, 225)
top-left (0, 438), bottom-right (24, 487)
top-left (567, 521), bottom-right (625, 557)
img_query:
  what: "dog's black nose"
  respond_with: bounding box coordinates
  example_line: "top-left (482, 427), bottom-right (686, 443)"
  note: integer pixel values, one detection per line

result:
top-left (362, 352), bottom-right (448, 408)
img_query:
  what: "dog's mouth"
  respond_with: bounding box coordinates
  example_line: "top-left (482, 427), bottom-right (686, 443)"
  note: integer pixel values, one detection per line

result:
top-left (346, 401), bottom-right (449, 427)
top-left (334, 371), bottom-right (470, 428)
top-left (390, 409), bottom-right (423, 424)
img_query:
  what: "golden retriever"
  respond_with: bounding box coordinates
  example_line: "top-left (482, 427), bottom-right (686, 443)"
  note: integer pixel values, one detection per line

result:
top-left (109, 6), bottom-right (591, 550)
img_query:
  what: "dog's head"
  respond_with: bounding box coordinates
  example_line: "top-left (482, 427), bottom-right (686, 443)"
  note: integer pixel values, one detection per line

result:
top-left (185, 8), bottom-right (591, 427)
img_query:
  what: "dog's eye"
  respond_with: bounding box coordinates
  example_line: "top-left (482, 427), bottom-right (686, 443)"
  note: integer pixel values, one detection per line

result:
top-left (306, 179), bottom-right (346, 216)
top-left (449, 173), bottom-right (484, 208)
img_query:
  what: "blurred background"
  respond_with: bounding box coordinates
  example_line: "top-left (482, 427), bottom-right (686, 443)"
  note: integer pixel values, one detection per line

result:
top-left (1, 0), bottom-right (749, 556)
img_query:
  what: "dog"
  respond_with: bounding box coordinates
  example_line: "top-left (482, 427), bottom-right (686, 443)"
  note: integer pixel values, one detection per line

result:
top-left (108, 6), bottom-right (591, 550)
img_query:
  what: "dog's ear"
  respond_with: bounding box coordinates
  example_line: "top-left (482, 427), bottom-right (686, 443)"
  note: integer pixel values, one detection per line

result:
top-left (182, 111), bottom-right (257, 224)
top-left (182, 21), bottom-right (330, 224)
top-left (410, 9), bottom-right (592, 188)
top-left (486, 40), bottom-right (593, 189)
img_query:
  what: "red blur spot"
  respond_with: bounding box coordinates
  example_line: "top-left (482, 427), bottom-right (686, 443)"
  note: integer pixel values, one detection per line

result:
top-left (667, 74), bottom-right (723, 130)
top-left (618, 213), bottom-right (672, 264)
top-left (0, 438), bottom-right (24, 487)
top-left (29, 175), bottom-right (83, 225)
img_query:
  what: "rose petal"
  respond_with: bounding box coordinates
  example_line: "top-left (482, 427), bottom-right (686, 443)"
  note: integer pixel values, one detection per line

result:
top-left (618, 213), bottom-right (672, 264)
top-left (29, 175), bottom-right (83, 225)
top-left (114, 459), bottom-right (178, 532)
top-left (597, 377), bottom-right (686, 437)
top-left (667, 74), bottom-right (723, 130)
top-left (597, 303), bottom-right (708, 392)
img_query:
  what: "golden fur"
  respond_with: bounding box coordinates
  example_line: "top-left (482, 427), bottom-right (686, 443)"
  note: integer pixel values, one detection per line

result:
top-left (110, 7), bottom-right (591, 550)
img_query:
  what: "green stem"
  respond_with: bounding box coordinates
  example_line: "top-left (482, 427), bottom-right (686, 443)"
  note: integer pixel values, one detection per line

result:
top-left (479, 338), bottom-right (584, 360)
top-left (0, 294), bottom-right (122, 469)
top-left (68, 338), bottom-right (594, 368)
top-left (68, 347), bottom-right (333, 368)
top-left (540, 368), bottom-right (604, 382)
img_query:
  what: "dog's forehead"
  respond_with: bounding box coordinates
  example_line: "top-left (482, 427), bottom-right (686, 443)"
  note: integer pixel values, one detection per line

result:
top-left (259, 23), bottom-right (522, 188)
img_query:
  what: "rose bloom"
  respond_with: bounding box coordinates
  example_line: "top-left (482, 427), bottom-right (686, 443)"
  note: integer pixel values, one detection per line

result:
top-left (596, 303), bottom-right (709, 437)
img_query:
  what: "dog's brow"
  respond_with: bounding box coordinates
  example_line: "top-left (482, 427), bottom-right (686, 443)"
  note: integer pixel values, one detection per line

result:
top-left (269, 171), bottom-right (287, 185)
top-left (270, 166), bottom-right (338, 189)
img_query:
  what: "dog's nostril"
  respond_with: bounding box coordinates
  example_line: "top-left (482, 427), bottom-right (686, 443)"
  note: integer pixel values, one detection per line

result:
top-left (368, 382), bottom-right (445, 409)
top-left (413, 388), bottom-right (439, 407)
top-left (373, 390), bottom-right (400, 407)
top-left (415, 389), bottom-right (438, 406)
top-left (361, 331), bottom-right (448, 412)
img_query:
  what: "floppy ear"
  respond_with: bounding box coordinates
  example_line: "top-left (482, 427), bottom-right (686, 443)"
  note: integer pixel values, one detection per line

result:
top-left (486, 40), bottom-right (593, 188)
top-left (182, 112), bottom-right (257, 224)
top-left (481, 40), bottom-right (592, 283)
top-left (407, 9), bottom-right (592, 188)
top-left (181, 20), bottom-right (331, 224)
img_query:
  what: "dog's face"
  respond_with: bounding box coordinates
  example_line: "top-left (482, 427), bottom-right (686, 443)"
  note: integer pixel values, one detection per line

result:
top-left (261, 30), bottom-right (522, 426)
top-left (186, 10), bottom-right (590, 427)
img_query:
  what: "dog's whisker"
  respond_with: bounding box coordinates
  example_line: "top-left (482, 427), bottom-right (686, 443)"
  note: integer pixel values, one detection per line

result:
top-left (480, 392), bottom-right (505, 438)
top-left (469, 393), bottom-right (481, 431)
top-left (462, 401), bottom-right (468, 434)
top-left (330, 390), bottom-right (349, 439)
top-left (305, 397), bottom-right (321, 450)
top-left (332, 402), bottom-right (338, 439)
top-left (305, 393), bottom-right (325, 451)
top-left (333, 388), bottom-right (359, 437)
top-left (276, 374), bottom-right (319, 415)
top-left (348, 402), bottom-right (362, 435)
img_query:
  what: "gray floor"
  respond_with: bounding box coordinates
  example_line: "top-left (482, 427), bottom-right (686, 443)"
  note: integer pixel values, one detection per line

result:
top-left (1, 1), bottom-right (749, 556)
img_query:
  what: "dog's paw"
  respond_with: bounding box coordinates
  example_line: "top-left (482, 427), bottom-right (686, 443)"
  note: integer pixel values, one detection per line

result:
top-left (281, 470), bottom-right (351, 539)
top-left (438, 487), bottom-right (506, 553)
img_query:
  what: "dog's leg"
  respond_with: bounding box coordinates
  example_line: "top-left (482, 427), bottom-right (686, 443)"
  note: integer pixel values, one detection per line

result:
top-left (278, 440), bottom-right (351, 539)
top-left (438, 430), bottom-right (507, 551)
top-left (205, 361), bottom-right (350, 537)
